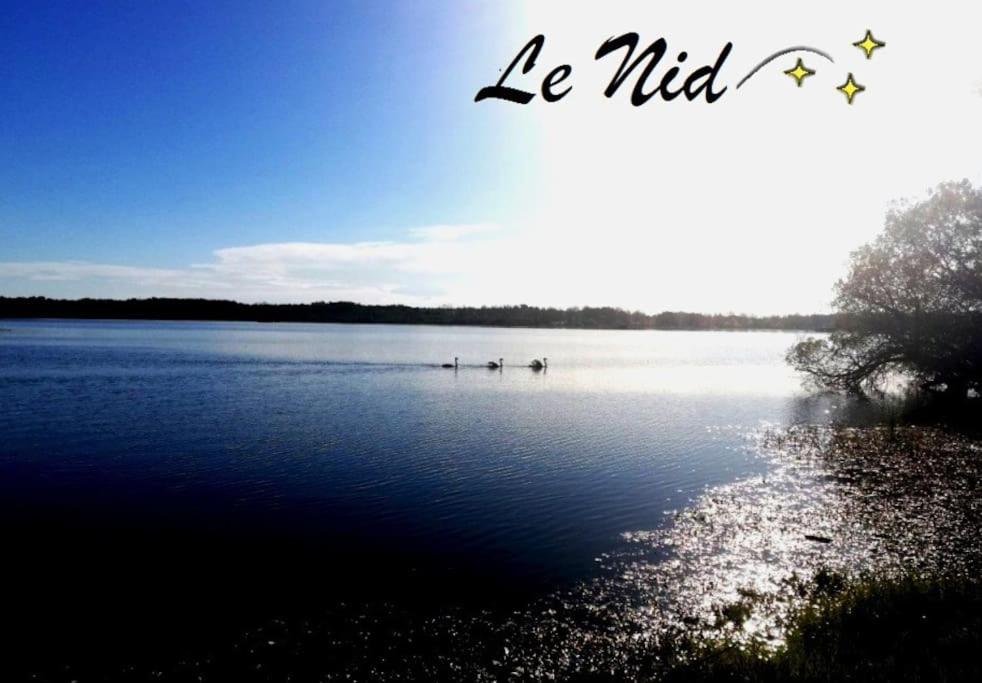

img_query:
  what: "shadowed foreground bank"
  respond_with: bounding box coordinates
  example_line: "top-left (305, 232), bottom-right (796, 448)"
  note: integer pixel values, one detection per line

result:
top-left (11, 422), bottom-right (981, 681)
top-left (664, 576), bottom-right (982, 683)
top-left (0, 296), bottom-right (837, 331)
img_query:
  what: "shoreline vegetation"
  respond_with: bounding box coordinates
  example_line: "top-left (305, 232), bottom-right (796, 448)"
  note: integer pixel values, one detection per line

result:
top-left (659, 423), bottom-right (982, 681)
top-left (663, 575), bottom-right (982, 682)
top-left (0, 296), bottom-right (838, 331)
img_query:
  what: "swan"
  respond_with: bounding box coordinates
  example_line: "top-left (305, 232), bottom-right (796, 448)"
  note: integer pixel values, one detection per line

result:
top-left (487, 358), bottom-right (503, 369)
top-left (529, 357), bottom-right (548, 370)
top-left (442, 357), bottom-right (458, 369)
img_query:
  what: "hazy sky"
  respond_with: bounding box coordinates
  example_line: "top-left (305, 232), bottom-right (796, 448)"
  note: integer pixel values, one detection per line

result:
top-left (2, 1), bottom-right (982, 314)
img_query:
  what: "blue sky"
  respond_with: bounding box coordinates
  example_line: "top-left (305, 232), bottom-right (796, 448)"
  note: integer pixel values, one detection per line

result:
top-left (1, 1), bottom-right (532, 266)
top-left (3, 1), bottom-right (982, 313)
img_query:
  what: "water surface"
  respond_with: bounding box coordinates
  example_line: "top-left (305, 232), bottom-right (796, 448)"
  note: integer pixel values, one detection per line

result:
top-left (0, 320), bottom-right (841, 671)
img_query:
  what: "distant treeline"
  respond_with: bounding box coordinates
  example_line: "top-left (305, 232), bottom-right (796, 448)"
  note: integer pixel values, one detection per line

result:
top-left (0, 297), bottom-right (839, 331)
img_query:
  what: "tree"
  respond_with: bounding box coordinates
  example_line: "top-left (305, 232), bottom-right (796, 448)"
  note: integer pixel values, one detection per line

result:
top-left (788, 180), bottom-right (982, 397)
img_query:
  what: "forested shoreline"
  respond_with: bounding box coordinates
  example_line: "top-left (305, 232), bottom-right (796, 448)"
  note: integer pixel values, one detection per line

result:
top-left (0, 296), bottom-right (838, 331)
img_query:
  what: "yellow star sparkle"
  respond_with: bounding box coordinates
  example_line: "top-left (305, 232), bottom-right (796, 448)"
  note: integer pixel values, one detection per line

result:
top-left (783, 58), bottom-right (816, 87)
top-left (853, 30), bottom-right (885, 59)
top-left (837, 73), bottom-right (865, 104)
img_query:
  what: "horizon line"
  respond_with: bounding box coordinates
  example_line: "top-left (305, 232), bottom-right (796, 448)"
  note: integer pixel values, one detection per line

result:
top-left (0, 294), bottom-right (834, 321)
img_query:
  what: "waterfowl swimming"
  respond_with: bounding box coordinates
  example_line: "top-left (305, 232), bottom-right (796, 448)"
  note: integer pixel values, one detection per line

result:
top-left (529, 357), bottom-right (548, 370)
top-left (442, 357), bottom-right (459, 369)
top-left (487, 358), bottom-right (503, 369)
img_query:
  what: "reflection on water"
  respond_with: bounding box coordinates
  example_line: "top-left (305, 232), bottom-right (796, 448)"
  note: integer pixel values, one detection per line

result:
top-left (0, 320), bottom-right (820, 593)
top-left (4, 320), bottom-right (963, 679)
top-left (538, 424), bottom-right (982, 673)
top-left (604, 424), bottom-right (982, 646)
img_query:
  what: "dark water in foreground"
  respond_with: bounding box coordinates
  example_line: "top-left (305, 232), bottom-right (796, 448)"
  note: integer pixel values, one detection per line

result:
top-left (0, 320), bottom-right (867, 675)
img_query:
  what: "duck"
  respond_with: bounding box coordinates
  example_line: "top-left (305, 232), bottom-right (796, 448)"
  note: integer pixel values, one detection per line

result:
top-left (487, 358), bottom-right (503, 369)
top-left (441, 357), bottom-right (459, 369)
top-left (529, 357), bottom-right (548, 370)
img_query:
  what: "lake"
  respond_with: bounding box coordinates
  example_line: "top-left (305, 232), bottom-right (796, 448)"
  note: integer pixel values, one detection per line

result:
top-left (0, 320), bottom-right (852, 673)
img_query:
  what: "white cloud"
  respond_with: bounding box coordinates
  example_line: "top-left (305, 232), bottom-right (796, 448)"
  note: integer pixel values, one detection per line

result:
top-left (0, 226), bottom-right (508, 306)
top-left (0, 261), bottom-right (197, 285)
top-left (408, 224), bottom-right (498, 241)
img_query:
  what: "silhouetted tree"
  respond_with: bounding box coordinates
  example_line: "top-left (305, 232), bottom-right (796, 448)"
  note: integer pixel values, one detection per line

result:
top-left (788, 180), bottom-right (982, 396)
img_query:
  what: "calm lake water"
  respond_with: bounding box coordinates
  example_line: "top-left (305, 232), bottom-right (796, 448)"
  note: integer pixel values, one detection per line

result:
top-left (0, 319), bottom-right (849, 671)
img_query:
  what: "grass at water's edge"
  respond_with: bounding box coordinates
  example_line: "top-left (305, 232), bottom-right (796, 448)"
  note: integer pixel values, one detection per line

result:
top-left (654, 575), bottom-right (982, 682)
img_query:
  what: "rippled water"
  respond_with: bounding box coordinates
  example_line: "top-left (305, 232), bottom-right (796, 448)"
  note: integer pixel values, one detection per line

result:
top-left (0, 321), bottom-right (833, 584)
top-left (0, 319), bottom-right (894, 677)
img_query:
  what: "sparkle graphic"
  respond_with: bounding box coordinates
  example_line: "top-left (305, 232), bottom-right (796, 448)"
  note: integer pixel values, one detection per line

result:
top-left (783, 58), bottom-right (816, 87)
top-left (736, 29), bottom-right (885, 104)
top-left (853, 30), bottom-right (886, 59)
top-left (837, 73), bottom-right (865, 104)
top-left (736, 46), bottom-right (833, 90)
